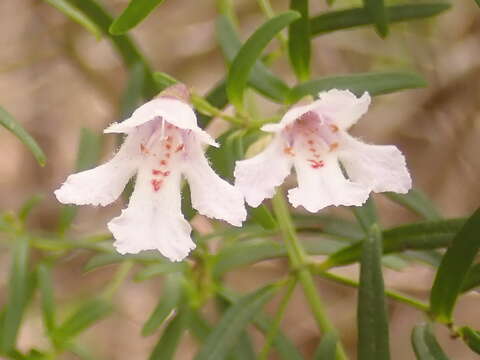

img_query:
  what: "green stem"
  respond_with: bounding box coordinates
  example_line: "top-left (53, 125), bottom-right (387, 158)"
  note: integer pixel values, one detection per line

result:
top-left (259, 277), bottom-right (297, 360)
top-left (315, 269), bottom-right (430, 312)
top-left (271, 192), bottom-right (348, 360)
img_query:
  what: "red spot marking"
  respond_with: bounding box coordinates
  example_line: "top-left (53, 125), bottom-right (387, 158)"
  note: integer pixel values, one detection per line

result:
top-left (160, 160), bottom-right (168, 166)
top-left (308, 159), bottom-right (324, 169)
top-left (309, 147), bottom-right (316, 153)
top-left (140, 144), bottom-right (148, 153)
top-left (329, 124), bottom-right (339, 133)
top-left (152, 169), bottom-right (162, 175)
top-left (151, 179), bottom-right (163, 192)
top-left (165, 143), bottom-right (172, 150)
top-left (163, 170), bottom-right (171, 177)
top-left (175, 144), bottom-right (185, 153)
top-left (166, 136), bottom-right (172, 142)
top-left (283, 147), bottom-right (295, 156)
top-left (314, 154), bottom-right (321, 159)
top-left (329, 142), bottom-right (339, 151)
top-left (307, 140), bottom-right (314, 145)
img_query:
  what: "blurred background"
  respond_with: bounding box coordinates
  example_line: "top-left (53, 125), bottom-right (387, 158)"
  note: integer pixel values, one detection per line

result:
top-left (0, 0), bottom-right (479, 359)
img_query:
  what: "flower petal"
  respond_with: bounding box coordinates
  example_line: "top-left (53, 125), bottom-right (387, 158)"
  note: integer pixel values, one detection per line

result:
top-left (234, 135), bottom-right (293, 207)
top-left (108, 167), bottom-right (194, 262)
top-left (54, 130), bottom-right (143, 206)
top-left (316, 89), bottom-right (371, 130)
top-left (182, 136), bottom-right (246, 226)
top-left (105, 98), bottom-right (218, 147)
top-left (261, 102), bottom-right (319, 133)
top-left (338, 133), bottom-right (412, 194)
top-left (288, 153), bottom-right (370, 212)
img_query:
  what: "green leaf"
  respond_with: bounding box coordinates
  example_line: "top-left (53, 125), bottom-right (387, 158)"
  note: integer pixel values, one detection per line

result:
top-left (323, 218), bottom-right (464, 268)
top-left (216, 16), bottom-right (290, 103)
top-left (84, 252), bottom-right (161, 271)
top-left (386, 189), bottom-right (441, 221)
top-left (153, 72), bottom-right (179, 91)
top-left (226, 11), bottom-right (300, 109)
top-left (288, 0), bottom-right (311, 81)
top-left (134, 263), bottom-right (187, 282)
top-left (67, 0), bottom-right (157, 97)
top-left (53, 298), bottom-right (112, 343)
top-left (310, 3), bottom-right (451, 36)
top-left (314, 332), bottom-right (337, 360)
top-left (287, 72), bottom-right (426, 104)
top-left (411, 324), bottom-right (449, 360)
top-left (37, 264), bottom-right (55, 334)
top-left (249, 205), bottom-right (278, 230)
top-left (110, 0), bottom-right (166, 35)
top-left (0, 106), bottom-right (46, 166)
top-left (0, 237), bottom-right (30, 353)
top-left (460, 326), bottom-right (480, 355)
top-left (357, 225), bottom-right (390, 360)
top-left (19, 194), bottom-right (45, 222)
top-left (219, 289), bottom-right (304, 360)
top-left (362, 0), bottom-right (388, 37)
top-left (430, 208), bottom-right (480, 323)
top-left (149, 310), bottom-right (188, 360)
top-left (142, 273), bottom-right (183, 336)
top-left (194, 285), bottom-right (277, 360)
top-left (461, 263), bottom-right (480, 293)
top-left (58, 128), bottom-right (102, 234)
top-left (121, 62), bottom-right (146, 118)
top-left (43, 0), bottom-right (102, 38)
top-left (352, 196), bottom-right (378, 234)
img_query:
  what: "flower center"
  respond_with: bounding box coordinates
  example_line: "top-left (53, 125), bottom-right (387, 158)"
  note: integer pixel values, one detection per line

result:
top-left (286, 111), bottom-right (340, 169)
top-left (140, 119), bottom-right (186, 192)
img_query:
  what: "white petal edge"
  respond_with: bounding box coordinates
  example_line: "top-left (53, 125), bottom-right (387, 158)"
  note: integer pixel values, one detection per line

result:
top-left (315, 89), bottom-right (371, 130)
top-left (338, 133), bottom-right (412, 194)
top-left (104, 98), bottom-right (218, 147)
top-left (108, 166), bottom-right (195, 262)
top-left (234, 135), bottom-right (293, 207)
top-left (261, 102), bottom-right (319, 133)
top-left (182, 135), bottom-right (246, 226)
top-left (54, 131), bottom-right (142, 206)
top-left (288, 153), bottom-right (370, 212)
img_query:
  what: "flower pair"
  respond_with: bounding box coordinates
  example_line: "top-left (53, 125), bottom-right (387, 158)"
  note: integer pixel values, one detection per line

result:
top-left (55, 84), bottom-right (411, 261)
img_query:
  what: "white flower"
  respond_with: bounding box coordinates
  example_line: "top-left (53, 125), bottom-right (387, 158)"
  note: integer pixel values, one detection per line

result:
top-left (55, 84), bottom-right (246, 261)
top-left (234, 89), bottom-right (412, 212)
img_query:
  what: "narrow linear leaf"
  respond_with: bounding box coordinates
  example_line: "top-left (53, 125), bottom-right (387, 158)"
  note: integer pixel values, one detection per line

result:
top-left (323, 218), bottom-right (464, 268)
top-left (249, 205), bottom-right (278, 230)
top-left (0, 237), bottom-right (30, 353)
top-left (67, 0), bottom-right (157, 97)
top-left (110, 0), bottom-right (166, 35)
top-left (362, 0), bottom-right (388, 37)
top-left (216, 16), bottom-right (289, 103)
top-left (149, 310), bottom-right (188, 360)
top-left (386, 189), bottom-right (441, 221)
top-left (310, 3), bottom-right (450, 36)
top-left (357, 225), bottom-right (390, 360)
top-left (142, 273), bottom-right (183, 336)
top-left (430, 208), bottom-right (480, 323)
top-left (134, 263), bottom-right (187, 282)
top-left (0, 107), bottom-right (46, 166)
top-left (121, 62), bottom-right (146, 118)
top-left (314, 332), bottom-right (337, 360)
top-left (153, 72), bottom-right (178, 90)
top-left (460, 326), bottom-right (480, 355)
top-left (411, 323), bottom-right (449, 360)
top-left (84, 252), bottom-right (161, 272)
top-left (58, 128), bottom-right (102, 234)
top-left (352, 196), bottom-right (378, 234)
top-left (43, 0), bottom-right (102, 38)
top-left (287, 72), bottom-right (427, 104)
top-left (53, 298), bottom-right (112, 343)
top-left (461, 263), bottom-right (480, 293)
top-left (219, 289), bottom-right (304, 360)
top-left (19, 194), bottom-right (45, 222)
top-left (194, 285), bottom-right (277, 360)
top-left (288, 0), bottom-right (311, 81)
top-left (37, 264), bottom-right (55, 334)
top-left (226, 11), bottom-right (300, 109)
